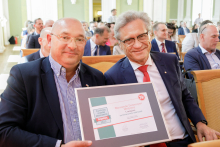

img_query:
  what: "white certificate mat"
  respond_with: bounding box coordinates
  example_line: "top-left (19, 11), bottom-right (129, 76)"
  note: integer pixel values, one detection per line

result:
top-left (89, 92), bottom-right (157, 140)
top-left (75, 83), bottom-right (171, 147)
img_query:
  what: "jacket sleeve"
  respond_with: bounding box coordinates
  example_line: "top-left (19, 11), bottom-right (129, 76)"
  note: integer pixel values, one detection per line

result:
top-left (0, 65), bottom-right (57, 147)
top-left (175, 57), bottom-right (206, 126)
top-left (27, 35), bottom-right (35, 48)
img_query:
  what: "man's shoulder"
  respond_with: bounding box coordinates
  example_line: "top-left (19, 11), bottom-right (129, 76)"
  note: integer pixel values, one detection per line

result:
top-left (105, 57), bottom-right (127, 74)
top-left (25, 50), bottom-right (40, 62)
top-left (165, 39), bottom-right (175, 45)
top-left (81, 62), bottom-right (104, 76)
top-left (185, 47), bottom-right (200, 57)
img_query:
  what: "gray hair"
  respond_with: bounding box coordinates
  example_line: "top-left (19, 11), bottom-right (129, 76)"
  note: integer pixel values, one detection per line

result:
top-left (153, 22), bottom-right (166, 32)
top-left (40, 27), bottom-right (52, 38)
top-left (198, 20), bottom-right (213, 38)
top-left (94, 26), bottom-right (110, 35)
top-left (114, 11), bottom-right (151, 40)
top-left (27, 23), bottom-right (35, 34)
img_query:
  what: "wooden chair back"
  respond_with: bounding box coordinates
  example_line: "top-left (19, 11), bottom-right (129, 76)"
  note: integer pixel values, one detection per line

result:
top-left (188, 139), bottom-right (220, 147)
top-left (191, 69), bottom-right (220, 133)
top-left (82, 55), bottom-right (125, 73)
top-left (21, 49), bottom-right (40, 57)
top-left (110, 46), bottom-right (114, 55)
top-left (177, 43), bottom-right (182, 58)
top-left (216, 42), bottom-right (220, 50)
top-left (181, 52), bottom-right (187, 61)
top-left (178, 35), bottom-right (186, 44)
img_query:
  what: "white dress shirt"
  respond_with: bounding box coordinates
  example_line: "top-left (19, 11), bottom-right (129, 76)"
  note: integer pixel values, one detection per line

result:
top-left (129, 55), bottom-right (186, 140)
top-left (199, 44), bottom-right (220, 69)
top-left (90, 39), bottom-right (99, 56)
top-left (155, 38), bottom-right (167, 53)
top-left (183, 27), bottom-right (189, 35)
top-left (39, 49), bottom-right (45, 58)
top-left (194, 18), bottom-right (203, 25)
top-left (107, 15), bottom-right (117, 23)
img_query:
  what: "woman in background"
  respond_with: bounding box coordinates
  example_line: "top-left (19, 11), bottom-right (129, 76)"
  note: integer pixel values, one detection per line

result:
top-left (166, 23), bottom-right (178, 43)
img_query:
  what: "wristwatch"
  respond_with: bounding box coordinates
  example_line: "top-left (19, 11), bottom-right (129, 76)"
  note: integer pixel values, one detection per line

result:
top-left (200, 120), bottom-right (208, 125)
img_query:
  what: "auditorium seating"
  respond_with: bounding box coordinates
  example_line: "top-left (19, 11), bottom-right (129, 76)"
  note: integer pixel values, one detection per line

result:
top-left (82, 55), bottom-right (125, 73)
top-left (178, 35), bottom-right (186, 44)
top-left (188, 139), bottom-right (220, 147)
top-left (21, 49), bottom-right (40, 57)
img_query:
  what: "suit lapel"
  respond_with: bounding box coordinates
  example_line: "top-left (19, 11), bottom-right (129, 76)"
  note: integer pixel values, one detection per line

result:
top-left (84, 40), bottom-right (91, 56)
top-left (32, 50), bottom-right (40, 61)
top-left (165, 40), bottom-right (171, 52)
top-left (79, 63), bottom-right (93, 87)
top-left (41, 57), bottom-right (64, 137)
top-left (151, 39), bottom-right (160, 52)
top-left (215, 50), bottom-right (220, 60)
top-left (197, 47), bottom-right (211, 69)
top-left (121, 57), bottom-right (138, 83)
top-left (99, 45), bottom-right (104, 55)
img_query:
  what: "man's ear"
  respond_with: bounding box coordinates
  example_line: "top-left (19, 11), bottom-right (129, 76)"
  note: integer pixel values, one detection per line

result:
top-left (47, 34), bottom-right (52, 48)
top-left (38, 37), bottom-right (43, 46)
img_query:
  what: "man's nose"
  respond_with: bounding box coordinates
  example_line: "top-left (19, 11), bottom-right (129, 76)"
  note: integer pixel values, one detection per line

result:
top-left (67, 39), bottom-right (77, 49)
top-left (133, 39), bottom-right (142, 48)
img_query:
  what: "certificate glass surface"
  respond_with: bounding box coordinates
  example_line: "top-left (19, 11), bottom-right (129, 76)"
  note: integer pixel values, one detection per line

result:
top-left (75, 83), bottom-right (171, 147)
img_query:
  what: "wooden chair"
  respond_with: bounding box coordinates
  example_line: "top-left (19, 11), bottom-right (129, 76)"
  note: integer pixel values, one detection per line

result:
top-left (191, 69), bottom-right (220, 133)
top-left (21, 49), bottom-right (40, 57)
top-left (216, 42), bottom-right (220, 50)
top-left (178, 35), bottom-right (186, 44)
top-left (110, 45), bottom-right (114, 55)
top-left (177, 43), bottom-right (182, 58)
top-left (82, 55), bottom-right (125, 73)
top-left (188, 139), bottom-right (220, 147)
top-left (181, 52), bottom-right (187, 61)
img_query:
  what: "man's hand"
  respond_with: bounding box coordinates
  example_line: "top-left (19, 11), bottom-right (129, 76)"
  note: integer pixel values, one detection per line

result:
top-left (61, 141), bottom-right (92, 147)
top-left (196, 122), bottom-right (220, 141)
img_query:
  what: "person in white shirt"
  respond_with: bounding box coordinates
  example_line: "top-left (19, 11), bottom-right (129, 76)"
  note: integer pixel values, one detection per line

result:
top-left (182, 20), bottom-right (213, 52)
top-left (107, 9), bottom-right (117, 23)
top-left (194, 13), bottom-right (203, 25)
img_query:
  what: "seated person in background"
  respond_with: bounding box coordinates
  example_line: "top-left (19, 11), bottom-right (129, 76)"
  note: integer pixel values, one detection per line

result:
top-left (184, 23), bottom-right (220, 79)
top-left (192, 24), bottom-right (199, 33)
top-left (166, 23), bottom-right (178, 43)
top-left (182, 20), bottom-right (213, 52)
top-left (81, 21), bottom-right (92, 38)
top-left (178, 21), bottom-right (190, 35)
top-left (0, 18), bottom-right (105, 147)
top-left (151, 22), bottom-right (179, 59)
top-left (26, 18), bottom-right (43, 47)
top-left (83, 26), bottom-right (111, 56)
top-left (21, 23), bottom-right (35, 49)
top-left (104, 10), bottom-right (220, 147)
top-left (20, 27), bottom-right (52, 63)
top-left (89, 21), bottom-right (97, 36)
top-left (106, 23), bottom-right (118, 46)
top-left (97, 22), bottom-right (105, 27)
top-left (27, 19), bottom-right (54, 48)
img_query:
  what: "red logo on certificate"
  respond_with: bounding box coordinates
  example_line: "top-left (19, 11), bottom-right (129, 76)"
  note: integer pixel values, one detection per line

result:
top-left (138, 94), bottom-right (145, 100)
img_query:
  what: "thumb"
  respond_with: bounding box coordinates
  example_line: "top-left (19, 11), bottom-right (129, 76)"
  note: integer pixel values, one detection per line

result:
top-left (73, 141), bottom-right (92, 147)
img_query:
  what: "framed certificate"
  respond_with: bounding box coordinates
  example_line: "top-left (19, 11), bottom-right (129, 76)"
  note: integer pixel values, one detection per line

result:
top-left (75, 83), bottom-right (171, 147)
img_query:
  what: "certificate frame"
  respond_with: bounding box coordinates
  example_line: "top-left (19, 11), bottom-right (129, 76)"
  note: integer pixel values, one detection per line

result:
top-left (75, 83), bottom-right (171, 147)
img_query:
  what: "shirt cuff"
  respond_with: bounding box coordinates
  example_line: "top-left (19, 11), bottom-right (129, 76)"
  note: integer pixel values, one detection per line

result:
top-left (55, 140), bottom-right (62, 147)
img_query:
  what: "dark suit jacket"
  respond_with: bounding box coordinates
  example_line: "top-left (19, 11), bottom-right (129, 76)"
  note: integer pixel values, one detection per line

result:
top-left (151, 38), bottom-right (180, 59)
top-left (0, 57), bottom-right (105, 147)
top-left (24, 50), bottom-right (41, 62)
top-left (184, 46), bottom-right (220, 78)
top-left (83, 40), bottom-right (111, 56)
top-left (25, 32), bottom-right (35, 47)
top-left (178, 27), bottom-right (190, 35)
top-left (27, 34), bottom-right (40, 48)
top-left (104, 52), bottom-right (206, 143)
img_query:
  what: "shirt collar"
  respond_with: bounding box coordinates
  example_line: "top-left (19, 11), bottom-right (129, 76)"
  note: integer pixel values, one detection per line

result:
top-left (199, 44), bottom-right (216, 55)
top-left (129, 55), bottom-right (153, 71)
top-left (49, 55), bottom-right (81, 77)
top-left (39, 49), bottom-right (45, 58)
top-left (34, 31), bottom-right (39, 35)
top-left (90, 38), bottom-right (97, 49)
top-left (155, 38), bottom-right (165, 46)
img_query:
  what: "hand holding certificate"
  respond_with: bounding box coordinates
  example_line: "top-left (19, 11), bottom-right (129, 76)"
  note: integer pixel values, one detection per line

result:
top-left (75, 83), bottom-right (171, 147)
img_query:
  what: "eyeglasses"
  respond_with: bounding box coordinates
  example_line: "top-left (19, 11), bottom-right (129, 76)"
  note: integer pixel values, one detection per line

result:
top-left (51, 33), bottom-right (86, 46)
top-left (119, 32), bottom-right (149, 47)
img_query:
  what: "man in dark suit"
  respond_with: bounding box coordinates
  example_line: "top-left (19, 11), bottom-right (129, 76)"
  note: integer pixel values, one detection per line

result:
top-left (104, 11), bottom-right (220, 147)
top-left (26, 18), bottom-right (43, 47)
top-left (184, 24), bottom-right (220, 78)
top-left (27, 34), bottom-right (40, 48)
top-left (83, 26), bottom-right (111, 56)
top-left (178, 21), bottom-right (190, 35)
top-left (20, 27), bottom-right (52, 63)
top-left (0, 18), bottom-right (104, 147)
top-left (151, 22), bottom-right (179, 59)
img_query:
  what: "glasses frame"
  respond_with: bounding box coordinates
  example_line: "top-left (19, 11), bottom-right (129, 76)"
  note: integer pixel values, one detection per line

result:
top-left (51, 33), bottom-right (86, 45)
top-left (119, 32), bottom-right (149, 47)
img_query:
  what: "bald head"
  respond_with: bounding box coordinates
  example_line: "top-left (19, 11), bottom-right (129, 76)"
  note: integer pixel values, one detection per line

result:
top-left (51, 18), bottom-right (85, 36)
top-left (44, 20), bottom-right (54, 28)
top-left (40, 27), bottom-right (52, 38)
